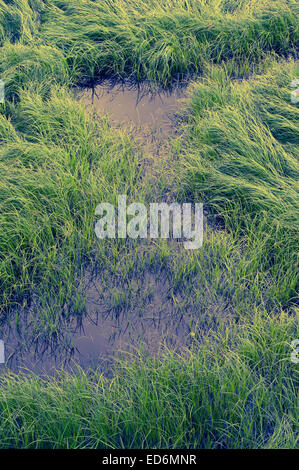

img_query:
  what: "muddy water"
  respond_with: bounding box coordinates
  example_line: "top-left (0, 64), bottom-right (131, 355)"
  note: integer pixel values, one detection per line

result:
top-left (75, 81), bottom-right (188, 147)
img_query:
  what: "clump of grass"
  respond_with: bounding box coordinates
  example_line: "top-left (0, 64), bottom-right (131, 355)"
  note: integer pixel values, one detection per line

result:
top-left (0, 84), bottom-right (141, 315)
top-left (177, 59), bottom-right (299, 305)
top-left (0, 42), bottom-right (70, 98)
top-left (0, 0), bottom-right (43, 45)
top-left (0, 311), bottom-right (297, 448)
top-left (38, 0), bottom-right (298, 85)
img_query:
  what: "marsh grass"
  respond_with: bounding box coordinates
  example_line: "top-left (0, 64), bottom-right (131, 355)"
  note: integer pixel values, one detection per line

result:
top-left (177, 59), bottom-right (299, 305)
top-left (0, 0), bottom-right (298, 89)
top-left (0, 0), bottom-right (298, 450)
top-left (0, 42), bottom-right (70, 98)
top-left (38, 0), bottom-right (298, 86)
top-left (0, 312), bottom-right (297, 448)
top-left (0, 83), bottom-right (142, 315)
top-left (0, 0), bottom-right (43, 45)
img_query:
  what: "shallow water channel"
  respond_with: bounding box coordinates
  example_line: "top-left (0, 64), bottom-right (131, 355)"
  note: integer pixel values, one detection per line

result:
top-left (0, 82), bottom-right (197, 376)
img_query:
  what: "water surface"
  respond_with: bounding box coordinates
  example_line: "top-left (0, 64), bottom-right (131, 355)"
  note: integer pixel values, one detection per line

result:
top-left (75, 80), bottom-right (188, 144)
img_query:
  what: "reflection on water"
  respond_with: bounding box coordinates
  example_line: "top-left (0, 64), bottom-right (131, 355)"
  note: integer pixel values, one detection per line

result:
top-left (0, 271), bottom-right (200, 376)
top-left (75, 80), bottom-right (188, 143)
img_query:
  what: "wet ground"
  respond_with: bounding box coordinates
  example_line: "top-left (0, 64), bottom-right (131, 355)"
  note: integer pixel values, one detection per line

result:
top-left (0, 266), bottom-right (219, 376)
top-left (0, 82), bottom-right (203, 376)
top-left (76, 80), bottom-right (188, 130)
top-left (0, 227), bottom-right (236, 377)
top-left (75, 80), bottom-right (189, 154)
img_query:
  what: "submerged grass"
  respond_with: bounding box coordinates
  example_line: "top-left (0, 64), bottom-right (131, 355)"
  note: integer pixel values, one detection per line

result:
top-left (0, 313), bottom-right (297, 448)
top-left (0, 0), bottom-right (298, 450)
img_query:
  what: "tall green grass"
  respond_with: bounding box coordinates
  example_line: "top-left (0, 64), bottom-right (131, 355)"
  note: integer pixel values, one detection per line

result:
top-left (177, 59), bottom-right (299, 305)
top-left (39, 0), bottom-right (298, 85)
top-left (1, 0), bottom-right (298, 87)
top-left (0, 312), bottom-right (297, 448)
top-left (0, 84), bottom-right (141, 315)
top-left (0, 0), bottom-right (43, 45)
top-left (0, 0), bottom-right (298, 451)
top-left (0, 42), bottom-right (70, 98)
